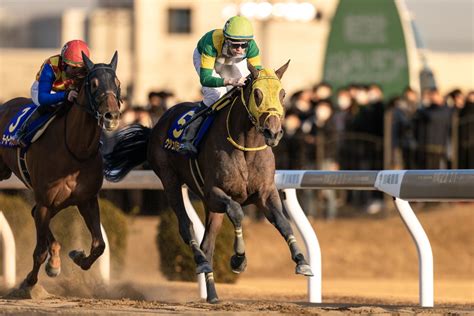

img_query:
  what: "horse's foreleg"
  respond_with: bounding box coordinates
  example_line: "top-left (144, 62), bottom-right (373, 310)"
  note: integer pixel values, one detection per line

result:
top-left (21, 206), bottom-right (51, 288)
top-left (70, 197), bottom-right (105, 270)
top-left (258, 188), bottom-right (313, 277)
top-left (29, 205), bottom-right (61, 278)
top-left (200, 210), bottom-right (224, 303)
top-left (163, 179), bottom-right (211, 274)
top-left (207, 187), bottom-right (247, 274)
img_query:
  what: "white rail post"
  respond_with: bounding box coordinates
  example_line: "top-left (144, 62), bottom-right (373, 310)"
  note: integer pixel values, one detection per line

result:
top-left (282, 189), bottom-right (322, 303)
top-left (0, 211), bottom-right (16, 288)
top-left (393, 198), bottom-right (434, 307)
top-left (182, 187), bottom-right (207, 299)
top-left (98, 224), bottom-right (110, 286)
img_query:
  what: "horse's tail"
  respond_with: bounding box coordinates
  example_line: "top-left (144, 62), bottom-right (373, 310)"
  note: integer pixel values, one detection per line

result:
top-left (104, 123), bottom-right (151, 182)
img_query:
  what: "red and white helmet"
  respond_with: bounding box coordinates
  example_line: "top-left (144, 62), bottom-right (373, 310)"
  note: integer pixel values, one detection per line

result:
top-left (61, 39), bottom-right (90, 67)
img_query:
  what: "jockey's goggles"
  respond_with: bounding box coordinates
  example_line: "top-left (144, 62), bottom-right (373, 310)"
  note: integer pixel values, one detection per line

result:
top-left (229, 41), bottom-right (249, 49)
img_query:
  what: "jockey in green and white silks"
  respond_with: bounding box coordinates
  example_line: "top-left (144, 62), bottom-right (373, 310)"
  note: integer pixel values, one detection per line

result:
top-left (179, 16), bottom-right (263, 155)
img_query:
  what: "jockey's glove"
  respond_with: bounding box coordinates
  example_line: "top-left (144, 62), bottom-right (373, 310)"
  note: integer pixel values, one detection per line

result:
top-left (66, 89), bottom-right (79, 102)
top-left (224, 77), bottom-right (246, 87)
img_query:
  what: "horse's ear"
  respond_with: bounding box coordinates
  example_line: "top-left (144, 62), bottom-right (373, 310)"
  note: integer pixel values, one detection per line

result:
top-left (247, 60), bottom-right (259, 79)
top-left (82, 51), bottom-right (94, 71)
top-left (109, 51), bottom-right (118, 71)
top-left (275, 60), bottom-right (290, 80)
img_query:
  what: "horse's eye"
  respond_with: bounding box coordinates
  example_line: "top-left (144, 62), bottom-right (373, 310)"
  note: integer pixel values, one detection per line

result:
top-left (279, 89), bottom-right (286, 102)
top-left (254, 88), bottom-right (263, 107)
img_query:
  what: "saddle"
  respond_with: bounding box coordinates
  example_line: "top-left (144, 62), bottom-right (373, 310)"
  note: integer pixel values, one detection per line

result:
top-left (163, 88), bottom-right (240, 155)
top-left (1, 104), bottom-right (58, 149)
top-left (163, 104), bottom-right (216, 154)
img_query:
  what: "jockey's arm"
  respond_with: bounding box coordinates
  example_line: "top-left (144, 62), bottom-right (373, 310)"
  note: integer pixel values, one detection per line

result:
top-left (199, 54), bottom-right (225, 87)
top-left (37, 64), bottom-right (66, 106)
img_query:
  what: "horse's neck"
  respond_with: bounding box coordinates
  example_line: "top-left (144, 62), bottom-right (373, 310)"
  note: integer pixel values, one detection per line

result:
top-left (65, 104), bottom-right (101, 159)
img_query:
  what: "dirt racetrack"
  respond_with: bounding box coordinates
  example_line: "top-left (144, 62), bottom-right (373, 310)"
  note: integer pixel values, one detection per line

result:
top-left (1, 202), bottom-right (473, 314)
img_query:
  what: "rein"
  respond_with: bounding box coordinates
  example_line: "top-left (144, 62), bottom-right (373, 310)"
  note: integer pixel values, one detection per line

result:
top-left (226, 94), bottom-right (268, 152)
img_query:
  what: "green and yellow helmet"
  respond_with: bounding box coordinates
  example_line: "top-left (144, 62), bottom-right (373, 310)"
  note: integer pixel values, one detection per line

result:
top-left (223, 16), bottom-right (254, 41)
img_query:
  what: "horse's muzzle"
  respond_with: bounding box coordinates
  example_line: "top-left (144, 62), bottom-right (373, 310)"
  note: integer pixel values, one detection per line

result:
top-left (102, 111), bottom-right (121, 131)
top-left (263, 128), bottom-right (284, 147)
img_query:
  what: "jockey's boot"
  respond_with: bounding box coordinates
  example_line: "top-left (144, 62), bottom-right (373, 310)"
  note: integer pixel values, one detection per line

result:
top-left (178, 115), bottom-right (204, 156)
top-left (10, 109), bottom-right (42, 147)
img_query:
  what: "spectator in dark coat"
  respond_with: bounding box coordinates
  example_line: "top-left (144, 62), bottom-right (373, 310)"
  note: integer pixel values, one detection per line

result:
top-left (414, 88), bottom-right (452, 169)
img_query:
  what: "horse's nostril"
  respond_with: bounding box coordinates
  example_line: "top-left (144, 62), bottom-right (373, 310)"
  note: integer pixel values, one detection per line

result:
top-left (104, 112), bottom-right (113, 120)
top-left (263, 129), bottom-right (273, 139)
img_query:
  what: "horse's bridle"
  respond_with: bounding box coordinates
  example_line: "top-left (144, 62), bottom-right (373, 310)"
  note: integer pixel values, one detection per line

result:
top-left (78, 66), bottom-right (121, 122)
top-left (225, 73), bottom-right (284, 152)
top-left (240, 75), bottom-right (283, 133)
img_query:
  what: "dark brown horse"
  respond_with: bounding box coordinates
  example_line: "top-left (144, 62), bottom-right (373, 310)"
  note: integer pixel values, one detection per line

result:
top-left (104, 61), bottom-right (312, 303)
top-left (0, 52), bottom-right (121, 291)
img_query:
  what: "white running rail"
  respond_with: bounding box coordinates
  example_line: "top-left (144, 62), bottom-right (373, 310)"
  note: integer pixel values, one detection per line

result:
top-left (99, 224), bottom-right (111, 286)
top-left (0, 211), bottom-right (16, 288)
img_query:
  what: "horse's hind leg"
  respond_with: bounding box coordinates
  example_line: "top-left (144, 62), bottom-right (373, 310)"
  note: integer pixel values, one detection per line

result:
top-left (20, 205), bottom-right (51, 288)
top-left (200, 210), bottom-right (224, 303)
top-left (30, 205), bottom-right (61, 277)
top-left (207, 187), bottom-right (247, 274)
top-left (162, 177), bottom-right (212, 274)
top-left (69, 197), bottom-right (105, 270)
top-left (258, 188), bottom-right (313, 277)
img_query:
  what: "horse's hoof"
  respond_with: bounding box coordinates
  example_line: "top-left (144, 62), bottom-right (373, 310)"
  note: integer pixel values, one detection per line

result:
top-left (296, 264), bottom-right (314, 276)
top-left (7, 284), bottom-right (50, 299)
top-left (69, 250), bottom-right (86, 265)
top-left (230, 254), bottom-right (247, 274)
top-left (196, 262), bottom-right (212, 274)
top-left (206, 296), bottom-right (219, 304)
top-left (45, 262), bottom-right (61, 277)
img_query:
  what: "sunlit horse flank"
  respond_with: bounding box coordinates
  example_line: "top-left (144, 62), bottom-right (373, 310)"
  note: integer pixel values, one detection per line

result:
top-left (0, 52), bottom-right (121, 294)
top-left (104, 61), bottom-right (313, 303)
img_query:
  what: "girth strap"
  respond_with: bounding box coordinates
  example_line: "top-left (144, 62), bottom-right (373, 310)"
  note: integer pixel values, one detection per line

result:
top-left (16, 147), bottom-right (33, 190)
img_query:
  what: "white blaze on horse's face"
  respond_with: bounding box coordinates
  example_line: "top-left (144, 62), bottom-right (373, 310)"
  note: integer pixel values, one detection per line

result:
top-left (248, 69), bottom-right (285, 147)
top-left (101, 98), bottom-right (121, 131)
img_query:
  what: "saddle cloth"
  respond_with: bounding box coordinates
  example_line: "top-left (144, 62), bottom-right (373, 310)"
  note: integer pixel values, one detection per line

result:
top-left (163, 105), bottom-right (215, 154)
top-left (1, 104), bottom-right (57, 148)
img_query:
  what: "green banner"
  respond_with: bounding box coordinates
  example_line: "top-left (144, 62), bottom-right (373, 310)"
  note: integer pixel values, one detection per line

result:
top-left (323, 0), bottom-right (409, 99)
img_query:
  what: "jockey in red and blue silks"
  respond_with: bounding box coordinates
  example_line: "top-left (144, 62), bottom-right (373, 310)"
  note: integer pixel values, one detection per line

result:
top-left (11, 39), bottom-right (90, 146)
